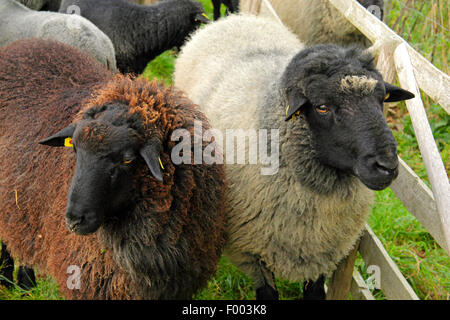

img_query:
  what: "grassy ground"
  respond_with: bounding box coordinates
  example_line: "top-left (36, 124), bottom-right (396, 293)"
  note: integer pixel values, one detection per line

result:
top-left (1, 0), bottom-right (448, 300)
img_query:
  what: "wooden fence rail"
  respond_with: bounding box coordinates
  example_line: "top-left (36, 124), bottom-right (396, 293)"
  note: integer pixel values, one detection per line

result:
top-left (244, 0), bottom-right (449, 300)
top-left (327, 0), bottom-right (450, 112)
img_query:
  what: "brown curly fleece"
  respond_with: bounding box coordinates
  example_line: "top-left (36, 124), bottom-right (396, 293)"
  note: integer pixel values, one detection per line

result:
top-left (0, 39), bottom-right (226, 299)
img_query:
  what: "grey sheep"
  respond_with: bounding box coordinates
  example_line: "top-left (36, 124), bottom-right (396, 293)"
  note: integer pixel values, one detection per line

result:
top-left (0, 0), bottom-right (117, 72)
top-left (174, 15), bottom-right (414, 299)
top-left (240, 0), bottom-right (384, 47)
top-left (59, 0), bottom-right (210, 74)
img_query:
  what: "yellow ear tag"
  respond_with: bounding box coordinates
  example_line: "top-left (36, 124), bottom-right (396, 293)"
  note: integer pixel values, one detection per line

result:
top-left (64, 137), bottom-right (73, 148)
top-left (291, 110), bottom-right (301, 123)
top-left (202, 13), bottom-right (210, 20)
top-left (158, 157), bottom-right (164, 170)
top-left (286, 107), bottom-right (301, 122)
top-left (384, 93), bottom-right (390, 101)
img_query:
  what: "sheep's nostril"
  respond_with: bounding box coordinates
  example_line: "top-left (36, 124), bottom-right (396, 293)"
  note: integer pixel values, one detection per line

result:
top-left (66, 213), bottom-right (84, 232)
top-left (375, 159), bottom-right (398, 175)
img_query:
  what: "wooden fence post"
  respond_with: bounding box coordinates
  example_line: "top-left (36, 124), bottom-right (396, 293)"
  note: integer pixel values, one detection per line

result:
top-left (394, 43), bottom-right (450, 252)
top-left (326, 239), bottom-right (360, 300)
top-left (327, 0), bottom-right (450, 111)
top-left (248, 0), bottom-right (262, 15)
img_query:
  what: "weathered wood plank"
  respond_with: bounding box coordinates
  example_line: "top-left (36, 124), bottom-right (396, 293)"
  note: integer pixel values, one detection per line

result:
top-left (359, 225), bottom-right (419, 300)
top-left (326, 239), bottom-right (360, 300)
top-left (408, 47), bottom-right (450, 113)
top-left (394, 43), bottom-right (450, 253)
top-left (351, 270), bottom-right (376, 300)
top-left (390, 158), bottom-right (449, 254)
top-left (260, 0), bottom-right (284, 25)
top-left (327, 0), bottom-right (450, 112)
top-left (373, 40), bottom-right (398, 85)
top-left (248, 0), bottom-right (262, 15)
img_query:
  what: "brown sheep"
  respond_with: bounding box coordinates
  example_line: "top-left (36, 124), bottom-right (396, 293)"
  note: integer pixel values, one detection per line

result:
top-left (0, 38), bottom-right (227, 299)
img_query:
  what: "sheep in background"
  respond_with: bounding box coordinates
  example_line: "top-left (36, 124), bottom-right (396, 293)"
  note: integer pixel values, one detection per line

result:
top-left (240, 0), bottom-right (384, 47)
top-left (0, 38), bottom-right (227, 299)
top-left (16, 0), bottom-right (62, 11)
top-left (17, 0), bottom-right (158, 10)
top-left (174, 15), bottom-right (414, 299)
top-left (59, 0), bottom-right (210, 74)
top-left (0, 0), bottom-right (116, 72)
top-left (212, 0), bottom-right (239, 20)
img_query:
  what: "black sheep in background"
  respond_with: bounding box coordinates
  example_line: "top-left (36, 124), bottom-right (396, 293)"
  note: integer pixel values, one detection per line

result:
top-left (211, 0), bottom-right (239, 20)
top-left (59, 0), bottom-right (209, 74)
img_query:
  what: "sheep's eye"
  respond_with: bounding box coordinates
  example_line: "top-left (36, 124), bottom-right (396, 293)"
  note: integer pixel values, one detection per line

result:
top-left (316, 105), bottom-right (329, 114)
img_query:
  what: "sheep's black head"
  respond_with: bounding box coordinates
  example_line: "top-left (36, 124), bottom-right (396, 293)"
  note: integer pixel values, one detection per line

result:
top-left (39, 103), bottom-right (164, 235)
top-left (358, 0), bottom-right (384, 20)
top-left (190, 0), bottom-right (210, 23)
top-left (282, 45), bottom-right (414, 191)
top-left (166, 0), bottom-right (209, 48)
top-left (177, 0), bottom-right (210, 26)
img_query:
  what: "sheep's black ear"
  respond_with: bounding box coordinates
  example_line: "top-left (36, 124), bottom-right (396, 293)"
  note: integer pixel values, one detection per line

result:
top-left (38, 124), bottom-right (76, 147)
top-left (285, 89), bottom-right (310, 121)
top-left (139, 139), bottom-right (163, 182)
top-left (194, 12), bottom-right (210, 23)
top-left (384, 82), bottom-right (415, 102)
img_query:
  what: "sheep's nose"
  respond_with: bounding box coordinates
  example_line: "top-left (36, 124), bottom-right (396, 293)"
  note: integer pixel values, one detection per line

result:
top-left (375, 156), bottom-right (398, 175)
top-left (66, 208), bottom-right (102, 235)
top-left (66, 211), bottom-right (85, 233)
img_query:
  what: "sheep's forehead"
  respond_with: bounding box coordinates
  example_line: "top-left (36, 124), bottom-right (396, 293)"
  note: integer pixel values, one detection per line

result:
top-left (339, 75), bottom-right (378, 95)
top-left (75, 121), bottom-right (130, 151)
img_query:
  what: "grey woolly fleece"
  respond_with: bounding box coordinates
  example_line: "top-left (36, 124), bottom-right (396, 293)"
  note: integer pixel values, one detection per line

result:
top-left (0, 0), bottom-right (116, 72)
top-left (174, 15), bottom-right (374, 285)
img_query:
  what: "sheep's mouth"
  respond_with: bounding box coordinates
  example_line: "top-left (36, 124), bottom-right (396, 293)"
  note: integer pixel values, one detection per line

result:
top-left (354, 165), bottom-right (399, 191)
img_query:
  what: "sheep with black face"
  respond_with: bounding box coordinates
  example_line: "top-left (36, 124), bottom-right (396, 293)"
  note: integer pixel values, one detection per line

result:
top-left (59, 0), bottom-right (210, 74)
top-left (174, 15), bottom-right (414, 299)
top-left (0, 38), bottom-right (226, 299)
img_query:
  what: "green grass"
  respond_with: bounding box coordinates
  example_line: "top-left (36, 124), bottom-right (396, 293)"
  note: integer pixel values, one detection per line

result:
top-left (1, 0), bottom-right (448, 300)
top-left (142, 50), bottom-right (176, 86)
top-left (0, 272), bottom-right (61, 300)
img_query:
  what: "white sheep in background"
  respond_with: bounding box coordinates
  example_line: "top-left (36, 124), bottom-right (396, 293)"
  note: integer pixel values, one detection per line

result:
top-left (240, 0), bottom-right (384, 47)
top-left (0, 0), bottom-right (117, 72)
top-left (174, 14), bottom-right (414, 299)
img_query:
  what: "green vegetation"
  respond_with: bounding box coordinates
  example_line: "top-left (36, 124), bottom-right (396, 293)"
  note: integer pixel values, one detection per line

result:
top-left (1, 0), bottom-right (448, 300)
